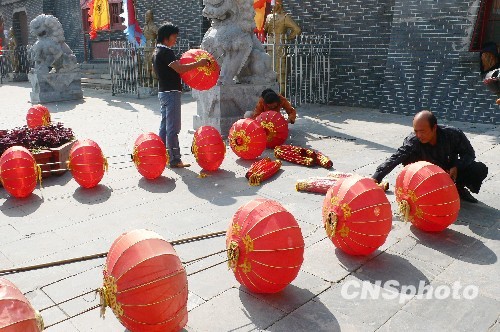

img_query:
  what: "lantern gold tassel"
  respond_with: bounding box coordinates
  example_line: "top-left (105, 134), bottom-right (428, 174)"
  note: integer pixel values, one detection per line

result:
top-left (325, 212), bottom-right (338, 238)
top-left (34, 310), bottom-right (45, 331)
top-left (227, 241), bottom-right (240, 271)
top-left (398, 199), bottom-right (411, 223)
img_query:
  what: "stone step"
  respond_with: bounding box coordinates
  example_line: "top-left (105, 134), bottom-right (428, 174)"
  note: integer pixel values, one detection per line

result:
top-left (81, 77), bottom-right (112, 90)
top-left (81, 73), bottom-right (103, 79)
top-left (79, 63), bottom-right (110, 71)
top-left (80, 68), bottom-right (110, 75)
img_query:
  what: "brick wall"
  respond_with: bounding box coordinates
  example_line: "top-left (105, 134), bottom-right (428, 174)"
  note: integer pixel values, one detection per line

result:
top-left (382, 0), bottom-right (499, 124)
top-left (53, 0), bottom-right (85, 62)
top-left (0, 0), bottom-right (42, 45)
top-left (135, 0), bottom-right (204, 47)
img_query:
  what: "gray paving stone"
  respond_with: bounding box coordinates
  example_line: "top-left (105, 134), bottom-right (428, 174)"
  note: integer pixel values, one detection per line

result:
top-left (376, 309), bottom-right (452, 332)
top-left (187, 258), bottom-right (239, 301)
top-left (187, 288), bottom-right (286, 331)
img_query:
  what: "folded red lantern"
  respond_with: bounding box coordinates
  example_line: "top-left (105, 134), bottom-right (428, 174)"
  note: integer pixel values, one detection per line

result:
top-left (255, 111), bottom-right (288, 148)
top-left (0, 278), bottom-right (44, 331)
top-left (0, 146), bottom-right (41, 198)
top-left (100, 229), bottom-right (188, 332)
top-left (226, 198), bottom-right (304, 293)
top-left (323, 175), bottom-right (392, 255)
top-left (132, 133), bottom-right (168, 179)
top-left (395, 161), bottom-right (460, 232)
top-left (296, 172), bottom-right (353, 194)
top-left (26, 105), bottom-right (51, 128)
top-left (315, 151), bottom-right (333, 169)
top-left (192, 126), bottom-right (226, 171)
top-left (274, 144), bottom-right (316, 166)
top-left (228, 119), bottom-right (267, 160)
top-left (67, 139), bottom-right (107, 188)
top-left (179, 49), bottom-right (220, 90)
top-left (245, 157), bottom-right (282, 186)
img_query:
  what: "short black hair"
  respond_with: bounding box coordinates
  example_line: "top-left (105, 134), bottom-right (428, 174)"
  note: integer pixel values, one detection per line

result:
top-left (261, 88), bottom-right (275, 98)
top-left (262, 90), bottom-right (280, 104)
top-left (157, 23), bottom-right (179, 44)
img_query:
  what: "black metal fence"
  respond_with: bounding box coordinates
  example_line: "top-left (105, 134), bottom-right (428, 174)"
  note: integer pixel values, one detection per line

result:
top-left (0, 45), bottom-right (32, 84)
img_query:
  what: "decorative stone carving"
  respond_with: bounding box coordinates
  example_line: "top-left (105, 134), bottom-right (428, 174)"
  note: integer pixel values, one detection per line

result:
top-left (29, 14), bottom-right (78, 74)
top-left (201, 0), bottom-right (276, 85)
top-left (27, 14), bottom-right (82, 103)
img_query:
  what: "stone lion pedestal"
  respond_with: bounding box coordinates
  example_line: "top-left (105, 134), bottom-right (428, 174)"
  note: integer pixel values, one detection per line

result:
top-left (28, 72), bottom-right (83, 103)
top-left (193, 83), bottom-right (278, 137)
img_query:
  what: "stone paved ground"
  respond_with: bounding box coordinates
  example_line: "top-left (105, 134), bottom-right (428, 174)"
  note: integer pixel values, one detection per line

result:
top-left (0, 82), bottom-right (499, 331)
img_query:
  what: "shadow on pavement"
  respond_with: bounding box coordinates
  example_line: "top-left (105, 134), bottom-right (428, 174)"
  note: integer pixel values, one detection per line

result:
top-left (411, 226), bottom-right (497, 265)
top-left (0, 193), bottom-right (43, 217)
top-left (72, 184), bottom-right (112, 205)
top-left (138, 176), bottom-right (176, 194)
top-left (340, 251), bottom-right (431, 292)
top-left (239, 285), bottom-right (341, 332)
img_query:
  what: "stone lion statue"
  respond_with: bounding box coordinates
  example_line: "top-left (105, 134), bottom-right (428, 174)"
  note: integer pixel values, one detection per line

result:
top-left (29, 14), bottom-right (78, 74)
top-left (201, 0), bottom-right (276, 85)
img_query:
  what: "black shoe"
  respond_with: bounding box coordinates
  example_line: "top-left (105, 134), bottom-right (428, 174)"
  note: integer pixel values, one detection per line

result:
top-left (458, 187), bottom-right (478, 203)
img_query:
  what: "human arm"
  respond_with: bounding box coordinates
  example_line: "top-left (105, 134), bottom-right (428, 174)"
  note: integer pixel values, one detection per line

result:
top-left (169, 58), bottom-right (211, 74)
top-left (284, 15), bottom-right (301, 40)
top-left (371, 135), bottom-right (419, 183)
top-left (279, 95), bottom-right (296, 123)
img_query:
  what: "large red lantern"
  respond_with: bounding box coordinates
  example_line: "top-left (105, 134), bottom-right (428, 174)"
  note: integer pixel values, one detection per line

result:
top-left (323, 175), bottom-right (392, 255)
top-left (228, 119), bottom-right (267, 160)
top-left (192, 126), bottom-right (226, 171)
top-left (226, 198), bottom-right (304, 293)
top-left (26, 105), bottom-right (51, 128)
top-left (255, 111), bottom-right (288, 148)
top-left (100, 229), bottom-right (188, 332)
top-left (67, 139), bottom-right (107, 188)
top-left (0, 146), bottom-right (40, 198)
top-left (132, 133), bottom-right (168, 179)
top-left (179, 49), bottom-right (220, 90)
top-left (395, 161), bottom-right (460, 232)
top-left (0, 278), bottom-right (44, 331)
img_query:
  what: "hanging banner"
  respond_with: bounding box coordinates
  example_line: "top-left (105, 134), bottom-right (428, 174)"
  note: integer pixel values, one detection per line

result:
top-left (89, 0), bottom-right (110, 39)
top-left (121, 0), bottom-right (146, 46)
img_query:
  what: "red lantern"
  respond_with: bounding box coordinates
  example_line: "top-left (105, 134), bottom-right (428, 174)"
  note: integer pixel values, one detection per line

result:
top-left (26, 105), bottom-right (51, 128)
top-left (132, 133), bottom-right (168, 179)
top-left (67, 139), bottom-right (107, 188)
top-left (255, 111), bottom-right (288, 148)
top-left (228, 119), bottom-right (267, 160)
top-left (323, 175), bottom-right (392, 255)
top-left (0, 146), bottom-right (41, 198)
top-left (395, 161), bottom-right (460, 232)
top-left (179, 49), bottom-right (220, 90)
top-left (226, 198), bottom-right (304, 293)
top-left (274, 145), bottom-right (317, 166)
top-left (192, 126), bottom-right (226, 171)
top-left (245, 158), bottom-right (281, 186)
top-left (0, 278), bottom-right (44, 331)
top-left (100, 229), bottom-right (188, 332)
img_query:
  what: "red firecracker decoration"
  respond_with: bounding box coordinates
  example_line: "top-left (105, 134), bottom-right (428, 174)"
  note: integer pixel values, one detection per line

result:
top-left (228, 119), bottom-right (267, 160)
top-left (395, 161), bottom-right (460, 232)
top-left (26, 105), bottom-right (51, 128)
top-left (192, 126), bottom-right (226, 171)
top-left (245, 157), bottom-right (281, 186)
top-left (0, 278), bottom-right (44, 331)
top-left (255, 111), bottom-right (288, 148)
top-left (67, 139), bottom-right (107, 188)
top-left (323, 175), bottom-right (392, 255)
top-left (0, 146), bottom-right (41, 198)
top-left (179, 49), bottom-right (220, 90)
top-left (296, 172), bottom-right (353, 194)
top-left (99, 229), bottom-right (188, 332)
top-left (226, 198), bottom-right (304, 293)
top-left (274, 144), bottom-right (316, 166)
top-left (315, 151), bottom-right (333, 169)
top-left (132, 133), bottom-right (168, 179)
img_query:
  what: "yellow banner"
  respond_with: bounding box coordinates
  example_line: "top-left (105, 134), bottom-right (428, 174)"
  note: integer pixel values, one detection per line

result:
top-left (91, 0), bottom-right (110, 31)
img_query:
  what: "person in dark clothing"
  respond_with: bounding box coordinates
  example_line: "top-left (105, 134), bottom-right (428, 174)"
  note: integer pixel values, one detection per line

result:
top-left (372, 110), bottom-right (488, 203)
top-left (153, 23), bottom-right (210, 168)
top-left (480, 42), bottom-right (500, 105)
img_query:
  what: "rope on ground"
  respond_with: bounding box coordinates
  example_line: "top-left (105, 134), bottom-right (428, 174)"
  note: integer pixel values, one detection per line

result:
top-left (39, 289), bottom-right (98, 312)
top-left (44, 304), bottom-right (101, 329)
top-left (0, 231), bottom-right (226, 276)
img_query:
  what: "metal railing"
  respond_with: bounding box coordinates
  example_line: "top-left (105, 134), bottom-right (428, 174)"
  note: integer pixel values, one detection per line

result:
top-left (0, 45), bottom-right (32, 84)
top-left (109, 39), bottom-right (191, 97)
top-left (263, 34), bottom-right (333, 105)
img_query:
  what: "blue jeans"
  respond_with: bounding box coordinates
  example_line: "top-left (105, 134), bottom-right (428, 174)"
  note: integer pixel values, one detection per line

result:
top-left (158, 91), bottom-right (182, 165)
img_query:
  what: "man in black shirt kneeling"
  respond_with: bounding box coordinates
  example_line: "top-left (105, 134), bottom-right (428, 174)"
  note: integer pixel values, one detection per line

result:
top-left (372, 110), bottom-right (488, 203)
